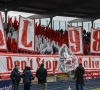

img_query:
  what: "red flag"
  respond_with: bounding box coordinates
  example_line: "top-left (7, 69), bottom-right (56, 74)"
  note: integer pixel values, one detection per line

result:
top-left (8, 17), bottom-right (12, 25)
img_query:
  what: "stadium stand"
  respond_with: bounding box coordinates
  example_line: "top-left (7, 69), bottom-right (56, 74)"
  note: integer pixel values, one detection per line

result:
top-left (6, 17), bottom-right (91, 55)
top-left (0, 0), bottom-right (100, 90)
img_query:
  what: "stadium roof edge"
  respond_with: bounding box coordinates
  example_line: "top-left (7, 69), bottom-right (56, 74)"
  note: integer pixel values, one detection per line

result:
top-left (27, 14), bottom-right (53, 19)
top-left (68, 18), bottom-right (96, 23)
top-left (0, 0), bottom-right (100, 19)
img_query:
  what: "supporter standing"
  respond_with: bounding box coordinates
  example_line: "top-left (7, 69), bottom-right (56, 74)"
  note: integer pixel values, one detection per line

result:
top-left (10, 65), bottom-right (21, 90)
top-left (23, 66), bottom-right (28, 89)
top-left (36, 64), bottom-right (48, 90)
top-left (74, 63), bottom-right (85, 90)
top-left (21, 67), bottom-right (35, 90)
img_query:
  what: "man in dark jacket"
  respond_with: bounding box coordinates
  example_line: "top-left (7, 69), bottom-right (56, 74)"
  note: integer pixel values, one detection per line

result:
top-left (10, 65), bottom-right (21, 90)
top-left (36, 64), bottom-right (47, 90)
top-left (21, 67), bottom-right (34, 90)
top-left (74, 63), bottom-right (85, 90)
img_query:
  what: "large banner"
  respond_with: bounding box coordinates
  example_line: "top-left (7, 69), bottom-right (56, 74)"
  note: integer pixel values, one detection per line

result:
top-left (0, 13), bottom-right (7, 51)
top-left (90, 27), bottom-right (100, 53)
top-left (68, 25), bottom-right (83, 54)
top-left (0, 53), bottom-right (100, 78)
top-left (18, 16), bottom-right (35, 51)
top-left (0, 53), bottom-right (58, 74)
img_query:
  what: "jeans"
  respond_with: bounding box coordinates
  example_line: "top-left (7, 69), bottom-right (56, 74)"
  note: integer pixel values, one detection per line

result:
top-left (13, 81), bottom-right (19, 90)
top-left (76, 83), bottom-right (78, 90)
top-left (38, 83), bottom-right (47, 90)
top-left (24, 83), bottom-right (31, 90)
top-left (78, 84), bottom-right (83, 90)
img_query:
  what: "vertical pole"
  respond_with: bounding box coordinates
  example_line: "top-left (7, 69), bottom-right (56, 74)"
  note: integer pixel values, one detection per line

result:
top-left (5, 11), bottom-right (7, 29)
top-left (77, 22), bottom-right (78, 27)
top-left (39, 19), bottom-right (41, 25)
top-left (94, 23), bottom-right (95, 28)
top-left (91, 21), bottom-right (94, 28)
top-left (65, 21), bottom-right (66, 30)
top-left (82, 22), bottom-right (83, 30)
top-left (50, 17), bottom-right (52, 29)
top-left (46, 20), bottom-right (48, 26)
top-left (59, 21), bottom-right (60, 30)
top-left (88, 23), bottom-right (89, 32)
top-left (53, 20), bottom-right (54, 29)
top-left (5, 11), bottom-right (8, 52)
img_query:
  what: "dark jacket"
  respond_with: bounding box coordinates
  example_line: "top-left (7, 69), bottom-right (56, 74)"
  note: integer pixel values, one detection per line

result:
top-left (10, 68), bottom-right (21, 82)
top-left (36, 67), bottom-right (47, 83)
top-left (21, 70), bottom-right (34, 83)
top-left (75, 66), bottom-right (85, 84)
top-left (23, 67), bottom-right (28, 83)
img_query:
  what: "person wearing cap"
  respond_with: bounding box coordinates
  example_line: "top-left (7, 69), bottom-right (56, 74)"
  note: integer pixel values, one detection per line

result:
top-left (74, 63), bottom-right (85, 90)
top-left (36, 64), bottom-right (47, 90)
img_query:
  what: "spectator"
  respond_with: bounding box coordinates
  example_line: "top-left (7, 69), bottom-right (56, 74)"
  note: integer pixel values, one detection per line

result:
top-left (10, 65), bottom-right (21, 90)
top-left (83, 29), bottom-right (86, 36)
top-left (36, 64), bottom-right (47, 90)
top-left (23, 66), bottom-right (28, 83)
top-left (74, 63), bottom-right (85, 90)
top-left (21, 67), bottom-right (35, 90)
top-left (52, 46), bottom-right (58, 54)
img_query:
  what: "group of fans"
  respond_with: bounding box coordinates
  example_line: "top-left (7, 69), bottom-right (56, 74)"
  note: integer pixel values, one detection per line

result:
top-left (10, 63), bottom-right (85, 90)
top-left (10, 64), bottom-right (47, 90)
top-left (5, 17), bottom-right (91, 55)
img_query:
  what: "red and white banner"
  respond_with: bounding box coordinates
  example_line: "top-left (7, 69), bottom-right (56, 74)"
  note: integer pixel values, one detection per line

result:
top-left (0, 13), bottom-right (7, 51)
top-left (77, 56), bottom-right (100, 78)
top-left (0, 53), bottom-right (58, 74)
top-left (90, 27), bottom-right (100, 53)
top-left (68, 26), bottom-right (83, 54)
top-left (18, 16), bottom-right (35, 51)
top-left (0, 53), bottom-right (100, 78)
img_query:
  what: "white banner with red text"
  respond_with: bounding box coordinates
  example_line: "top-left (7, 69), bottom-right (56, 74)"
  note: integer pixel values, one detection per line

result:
top-left (0, 12), bottom-right (7, 51)
top-left (90, 27), bottom-right (100, 53)
top-left (18, 16), bottom-right (35, 51)
top-left (68, 25), bottom-right (83, 54)
top-left (0, 53), bottom-right (100, 78)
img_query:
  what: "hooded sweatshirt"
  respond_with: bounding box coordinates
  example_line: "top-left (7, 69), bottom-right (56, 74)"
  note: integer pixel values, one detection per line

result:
top-left (21, 70), bottom-right (34, 83)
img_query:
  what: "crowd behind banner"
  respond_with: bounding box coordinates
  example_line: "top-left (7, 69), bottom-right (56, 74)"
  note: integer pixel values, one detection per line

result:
top-left (5, 17), bottom-right (91, 55)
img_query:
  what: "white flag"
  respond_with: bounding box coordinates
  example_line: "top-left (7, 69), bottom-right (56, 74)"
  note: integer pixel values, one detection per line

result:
top-left (0, 12), bottom-right (7, 51)
top-left (18, 16), bottom-right (35, 51)
top-left (58, 44), bottom-right (77, 73)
